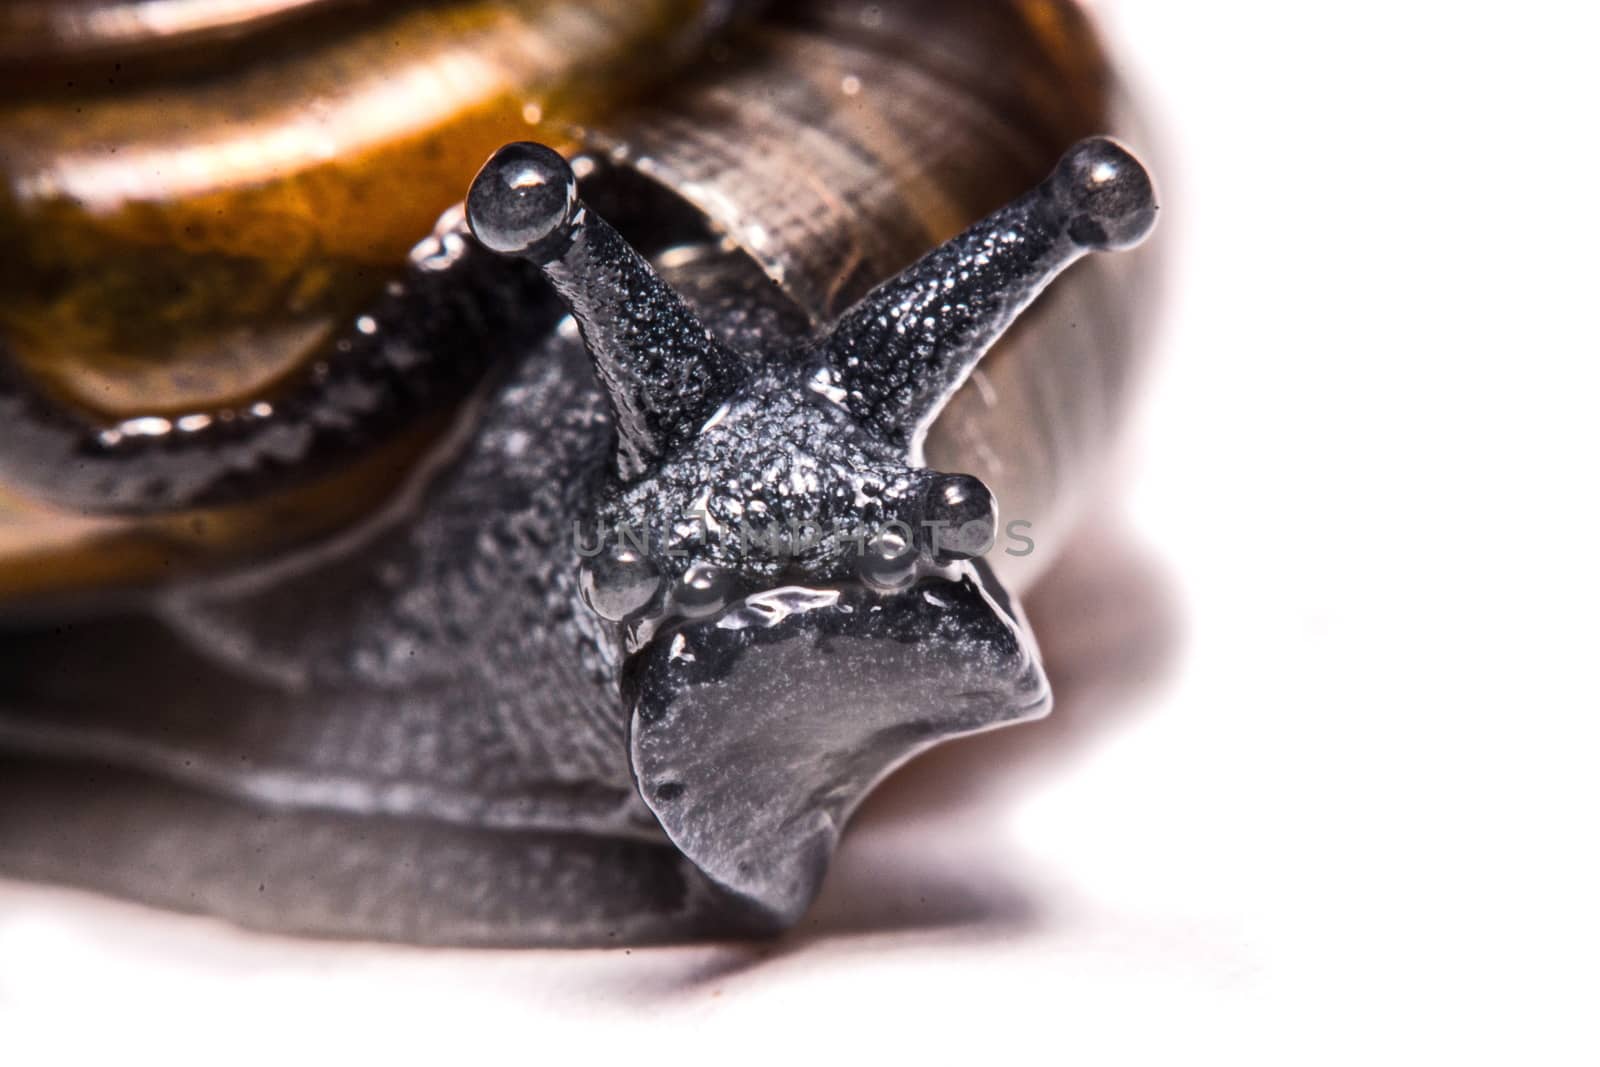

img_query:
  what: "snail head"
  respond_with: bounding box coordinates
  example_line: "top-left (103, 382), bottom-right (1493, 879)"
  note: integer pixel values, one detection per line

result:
top-left (466, 137), bottom-right (1157, 927)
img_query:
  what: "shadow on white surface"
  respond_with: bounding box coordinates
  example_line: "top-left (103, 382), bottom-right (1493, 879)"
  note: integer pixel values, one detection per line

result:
top-left (0, 513), bottom-right (1178, 1012)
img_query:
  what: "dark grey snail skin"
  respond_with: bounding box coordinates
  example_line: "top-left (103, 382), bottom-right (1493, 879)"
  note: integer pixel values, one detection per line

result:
top-left (0, 1), bottom-right (1160, 945)
top-left (465, 137), bottom-right (1152, 922)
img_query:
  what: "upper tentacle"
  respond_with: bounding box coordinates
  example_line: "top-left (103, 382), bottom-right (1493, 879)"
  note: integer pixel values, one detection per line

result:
top-left (467, 142), bottom-right (748, 480)
top-left (816, 137), bottom-right (1157, 452)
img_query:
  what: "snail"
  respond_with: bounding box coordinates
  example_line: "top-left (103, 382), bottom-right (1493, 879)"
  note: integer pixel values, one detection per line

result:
top-left (0, 0), bottom-right (1160, 944)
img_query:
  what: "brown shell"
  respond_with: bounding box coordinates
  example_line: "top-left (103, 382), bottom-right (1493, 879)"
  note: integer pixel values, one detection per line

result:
top-left (0, 0), bottom-right (1157, 602)
top-left (0, 0), bottom-right (741, 599)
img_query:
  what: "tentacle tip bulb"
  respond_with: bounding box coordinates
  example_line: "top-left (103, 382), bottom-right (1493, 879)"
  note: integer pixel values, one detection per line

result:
top-left (1050, 136), bottom-right (1158, 251)
top-left (466, 141), bottom-right (580, 260)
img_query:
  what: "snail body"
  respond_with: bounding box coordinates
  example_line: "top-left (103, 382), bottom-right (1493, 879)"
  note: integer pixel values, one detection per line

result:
top-left (0, 0), bottom-right (1159, 943)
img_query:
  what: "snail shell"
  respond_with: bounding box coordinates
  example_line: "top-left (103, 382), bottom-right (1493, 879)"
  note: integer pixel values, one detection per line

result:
top-left (0, 0), bottom-right (745, 600)
top-left (0, 0), bottom-right (1157, 603)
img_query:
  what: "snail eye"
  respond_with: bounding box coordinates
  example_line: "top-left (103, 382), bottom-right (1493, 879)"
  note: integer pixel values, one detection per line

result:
top-left (858, 525), bottom-right (918, 591)
top-left (923, 473), bottom-right (998, 562)
top-left (672, 561), bottom-right (736, 619)
top-left (465, 142), bottom-right (580, 261)
top-left (579, 542), bottom-right (663, 622)
top-left (1046, 137), bottom-right (1160, 252)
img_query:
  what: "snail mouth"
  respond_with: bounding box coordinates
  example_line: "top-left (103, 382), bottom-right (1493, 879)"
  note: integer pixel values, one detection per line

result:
top-left (621, 561), bottom-right (1050, 929)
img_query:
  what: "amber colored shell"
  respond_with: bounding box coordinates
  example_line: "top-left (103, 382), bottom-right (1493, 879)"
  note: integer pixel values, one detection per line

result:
top-left (0, 0), bottom-right (1157, 602)
top-left (0, 0), bottom-right (740, 599)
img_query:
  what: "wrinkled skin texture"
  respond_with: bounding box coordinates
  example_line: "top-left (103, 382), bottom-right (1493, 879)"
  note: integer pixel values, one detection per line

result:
top-left (452, 136), bottom-right (1152, 923)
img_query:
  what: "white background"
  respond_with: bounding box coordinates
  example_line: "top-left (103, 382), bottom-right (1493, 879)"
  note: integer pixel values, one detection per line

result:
top-left (3, 1), bottom-right (1597, 1062)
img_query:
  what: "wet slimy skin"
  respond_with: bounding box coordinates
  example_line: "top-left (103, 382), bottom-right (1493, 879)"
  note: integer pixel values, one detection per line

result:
top-left (463, 138), bottom-right (1156, 922)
